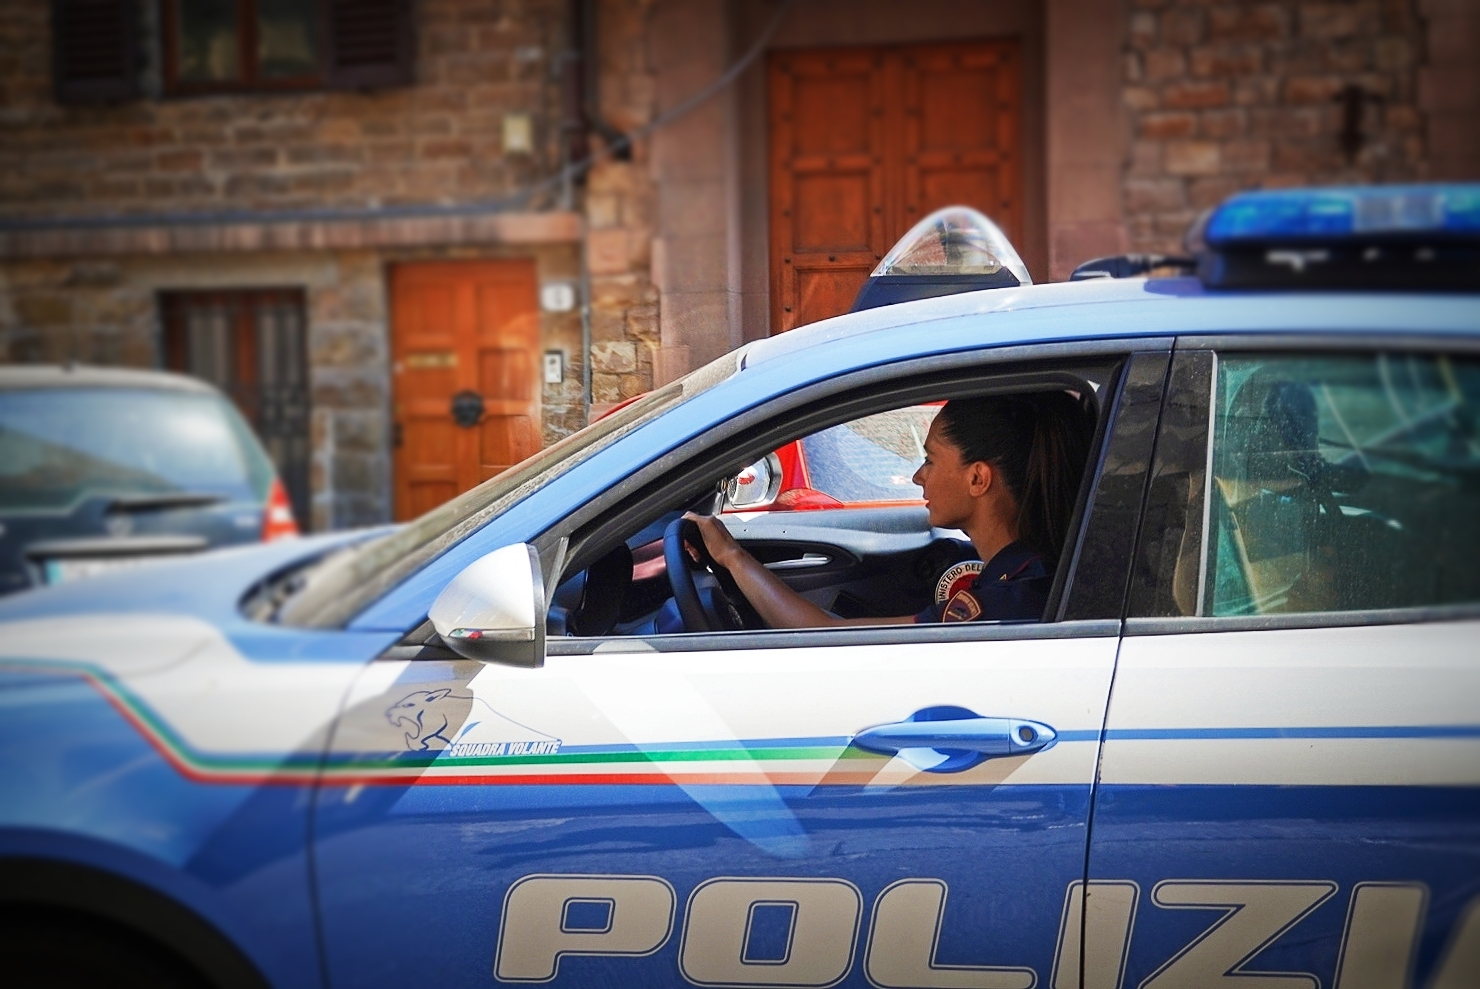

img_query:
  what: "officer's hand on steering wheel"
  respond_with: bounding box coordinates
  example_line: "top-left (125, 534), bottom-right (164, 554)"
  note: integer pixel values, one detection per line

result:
top-left (682, 512), bottom-right (742, 571)
top-left (662, 514), bottom-right (748, 633)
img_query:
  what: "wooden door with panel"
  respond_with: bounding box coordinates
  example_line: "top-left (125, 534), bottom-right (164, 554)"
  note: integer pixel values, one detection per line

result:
top-left (901, 41), bottom-right (1022, 248)
top-left (768, 40), bottom-right (1023, 334)
top-left (391, 261), bottom-right (541, 521)
top-left (768, 47), bottom-right (890, 334)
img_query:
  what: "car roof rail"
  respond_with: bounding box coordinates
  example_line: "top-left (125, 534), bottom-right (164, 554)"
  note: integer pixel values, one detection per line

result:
top-left (1070, 254), bottom-right (1197, 281)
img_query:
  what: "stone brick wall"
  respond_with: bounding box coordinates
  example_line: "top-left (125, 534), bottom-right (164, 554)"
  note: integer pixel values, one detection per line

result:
top-left (1122, 0), bottom-right (1429, 255)
top-left (306, 251), bottom-right (392, 530)
top-left (586, 0), bottom-right (660, 411)
top-left (0, 0), bottom-right (567, 219)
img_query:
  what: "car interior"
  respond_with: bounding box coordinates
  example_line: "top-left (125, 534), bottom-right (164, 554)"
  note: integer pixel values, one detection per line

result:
top-left (1207, 352), bottom-right (1480, 617)
top-left (547, 366), bottom-right (1113, 638)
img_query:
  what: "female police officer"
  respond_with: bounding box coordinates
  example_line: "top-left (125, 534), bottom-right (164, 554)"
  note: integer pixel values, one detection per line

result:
top-left (685, 391), bottom-right (1091, 628)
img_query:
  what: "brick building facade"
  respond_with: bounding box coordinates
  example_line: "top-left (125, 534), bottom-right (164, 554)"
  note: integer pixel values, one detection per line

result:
top-left (1, 0), bottom-right (1475, 530)
top-left (1124, 0), bottom-right (1440, 254)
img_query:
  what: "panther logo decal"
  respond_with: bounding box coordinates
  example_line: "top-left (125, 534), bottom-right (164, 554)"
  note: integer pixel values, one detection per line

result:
top-left (385, 689), bottom-right (561, 756)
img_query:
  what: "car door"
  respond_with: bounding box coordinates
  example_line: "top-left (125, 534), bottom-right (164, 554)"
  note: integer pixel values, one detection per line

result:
top-left (1086, 342), bottom-right (1480, 988)
top-left (309, 347), bottom-right (1169, 989)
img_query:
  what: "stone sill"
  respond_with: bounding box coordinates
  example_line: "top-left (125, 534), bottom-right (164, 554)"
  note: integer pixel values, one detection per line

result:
top-left (0, 209), bottom-right (582, 259)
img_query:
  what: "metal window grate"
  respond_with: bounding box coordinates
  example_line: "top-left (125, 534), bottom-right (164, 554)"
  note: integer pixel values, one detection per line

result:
top-left (52, 0), bottom-right (141, 104)
top-left (161, 289), bottom-right (312, 531)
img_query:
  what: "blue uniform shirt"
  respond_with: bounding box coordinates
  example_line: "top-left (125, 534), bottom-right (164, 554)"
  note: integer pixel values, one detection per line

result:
top-left (915, 540), bottom-right (1052, 623)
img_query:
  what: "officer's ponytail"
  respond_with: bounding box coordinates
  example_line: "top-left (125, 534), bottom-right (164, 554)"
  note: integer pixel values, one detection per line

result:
top-left (934, 391), bottom-right (1092, 562)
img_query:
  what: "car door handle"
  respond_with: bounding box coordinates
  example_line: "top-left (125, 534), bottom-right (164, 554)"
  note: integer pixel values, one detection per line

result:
top-left (852, 705), bottom-right (1056, 772)
top-left (764, 553), bottom-right (831, 571)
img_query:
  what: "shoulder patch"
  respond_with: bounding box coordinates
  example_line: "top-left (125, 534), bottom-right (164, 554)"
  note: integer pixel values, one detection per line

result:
top-left (935, 560), bottom-right (985, 604)
top-left (941, 589), bottom-right (984, 623)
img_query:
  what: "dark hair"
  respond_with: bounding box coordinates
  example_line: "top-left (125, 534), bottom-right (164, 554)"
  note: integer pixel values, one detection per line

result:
top-left (934, 391), bottom-right (1093, 561)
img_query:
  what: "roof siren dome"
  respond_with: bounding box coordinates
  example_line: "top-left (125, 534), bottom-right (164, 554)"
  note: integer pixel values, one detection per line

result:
top-left (850, 206), bottom-right (1031, 313)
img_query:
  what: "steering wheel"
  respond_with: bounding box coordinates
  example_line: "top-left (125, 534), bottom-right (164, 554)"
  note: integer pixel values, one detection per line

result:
top-left (663, 518), bottom-right (743, 632)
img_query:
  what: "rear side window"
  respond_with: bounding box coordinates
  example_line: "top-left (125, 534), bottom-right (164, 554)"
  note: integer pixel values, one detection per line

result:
top-left (1207, 352), bottom-right (1480, 615)
top-left (0, 388), bottom-right (274, 511)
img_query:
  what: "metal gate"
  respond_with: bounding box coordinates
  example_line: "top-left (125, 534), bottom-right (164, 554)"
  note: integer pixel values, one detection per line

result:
top-left (161, 289), bottom-right (312, 530)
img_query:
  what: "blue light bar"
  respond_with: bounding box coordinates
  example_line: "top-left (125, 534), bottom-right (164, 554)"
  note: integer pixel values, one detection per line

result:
top-left (1205, 184), bottom-right (1480, 245)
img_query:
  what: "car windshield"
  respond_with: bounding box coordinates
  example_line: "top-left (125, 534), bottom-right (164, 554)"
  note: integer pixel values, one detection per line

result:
top-left (0, 387), bottom-right (272, 512)
top-left (275, 350), bottom-right (745, 627)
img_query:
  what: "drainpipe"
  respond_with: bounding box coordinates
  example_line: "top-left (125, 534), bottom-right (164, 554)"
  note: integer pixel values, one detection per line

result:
top-left (559, 0), bottom-right (586, 210)
top-left (575, 0), bottom-right (631, 161)
top-left (568, 0), bottom-right (622, 422)
top-left (580, 219), bottom-right (592, 421)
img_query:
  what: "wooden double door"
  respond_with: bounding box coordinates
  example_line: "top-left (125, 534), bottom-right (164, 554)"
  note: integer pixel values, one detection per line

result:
top-left (769, 39), bottom-right (1023, 332)
top-left (391, 261), bottom-right (541, 521)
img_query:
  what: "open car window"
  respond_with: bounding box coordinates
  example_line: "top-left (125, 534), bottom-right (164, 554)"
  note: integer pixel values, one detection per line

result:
top-left (550, 374), bottom-right (1109, 641)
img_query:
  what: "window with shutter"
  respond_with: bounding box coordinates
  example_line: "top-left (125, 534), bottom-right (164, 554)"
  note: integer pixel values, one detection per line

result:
top-left (157, 0), bottom-right (412, 95)
top-left (52, 0), bottom-right (141, 105)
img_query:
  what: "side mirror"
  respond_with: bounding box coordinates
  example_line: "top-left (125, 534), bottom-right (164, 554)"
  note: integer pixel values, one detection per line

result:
top-left (723, 452), bottom-right (782, 511)
top-left (429, 543), bottom-right (546, 667)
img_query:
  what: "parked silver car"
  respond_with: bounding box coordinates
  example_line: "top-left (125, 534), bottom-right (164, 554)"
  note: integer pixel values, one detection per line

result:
top-left (0, 364), bottom-right (298, 595)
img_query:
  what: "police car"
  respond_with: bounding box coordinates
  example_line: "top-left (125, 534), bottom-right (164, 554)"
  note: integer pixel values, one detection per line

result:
top-left (1, 185), bottom-right (1477, 989)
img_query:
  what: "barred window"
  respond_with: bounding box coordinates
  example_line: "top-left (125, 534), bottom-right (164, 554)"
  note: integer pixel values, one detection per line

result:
top-left (160, 288), bottom-right (312, 530)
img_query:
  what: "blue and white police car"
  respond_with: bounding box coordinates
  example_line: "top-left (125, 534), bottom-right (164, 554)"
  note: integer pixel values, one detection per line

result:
top-left (2, 185), bottom-right (1478, 989)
